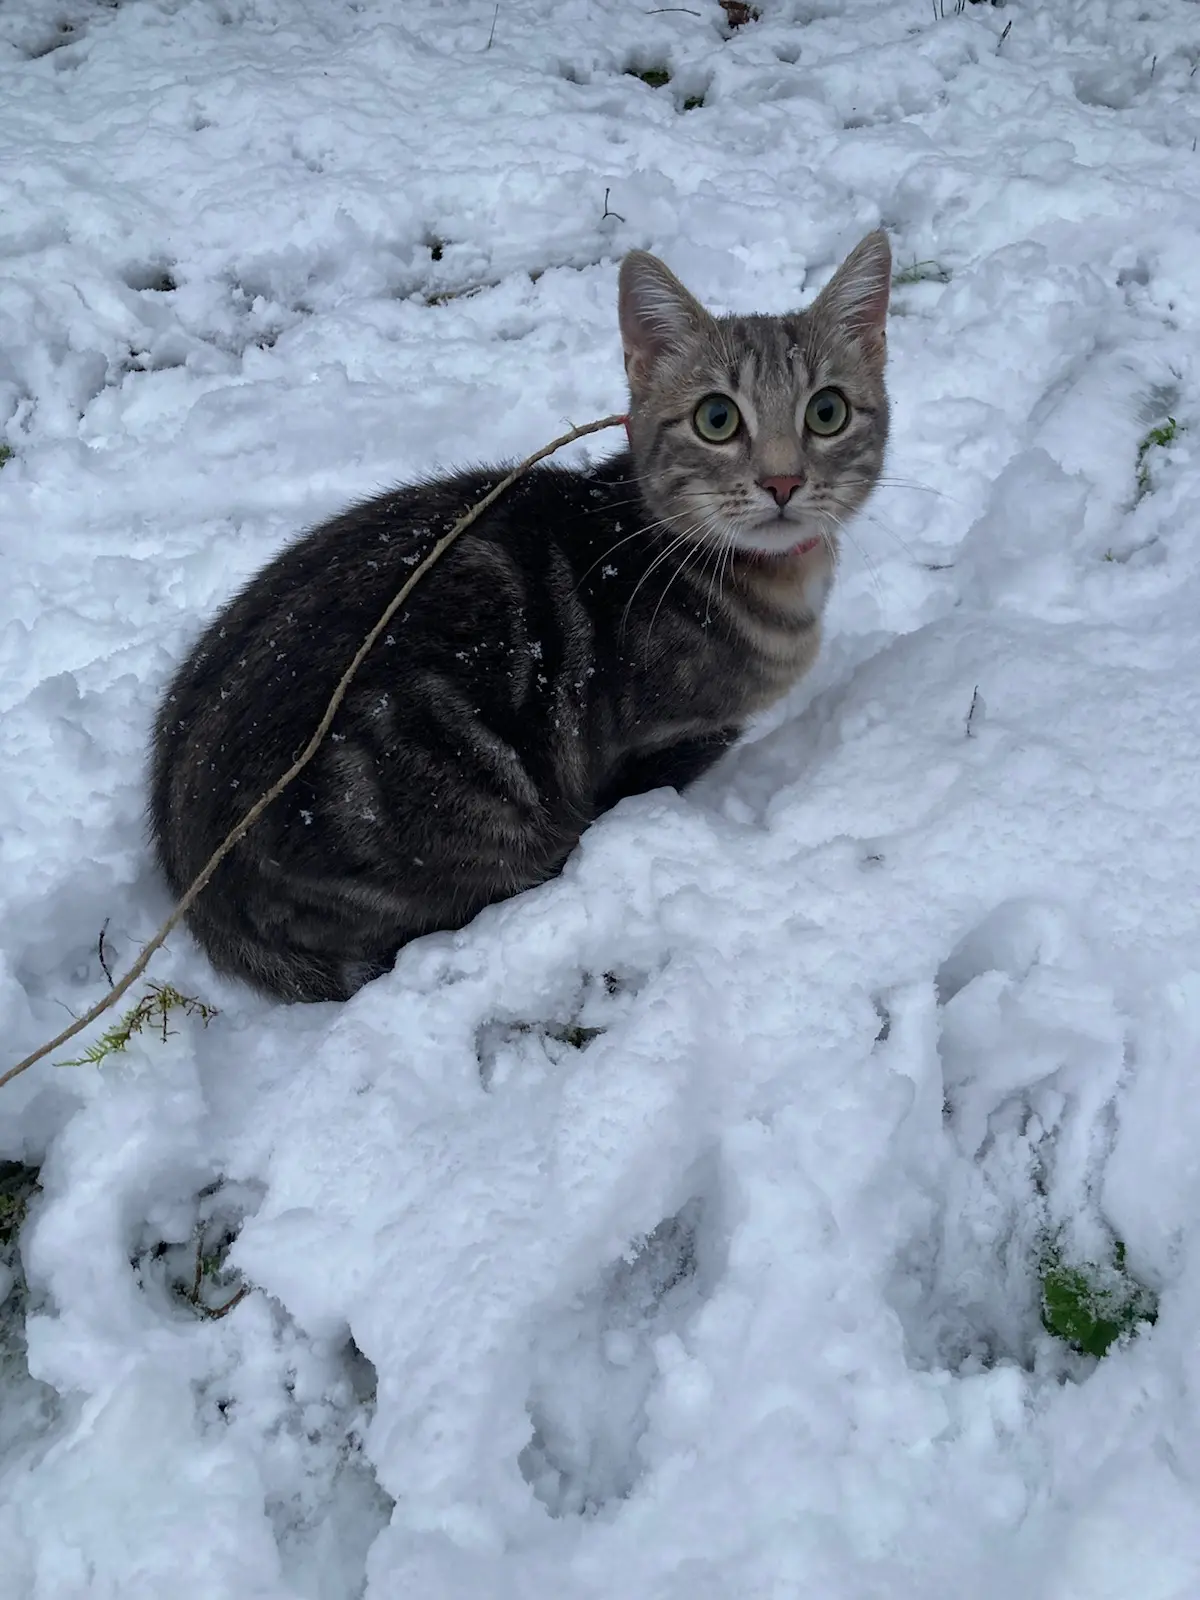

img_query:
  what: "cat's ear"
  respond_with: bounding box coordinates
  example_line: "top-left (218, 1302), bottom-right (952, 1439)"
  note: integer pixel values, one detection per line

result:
top-left (619, 251), bottom-right (712, 390)
top-left (810, 230), bottom-right (891, 367)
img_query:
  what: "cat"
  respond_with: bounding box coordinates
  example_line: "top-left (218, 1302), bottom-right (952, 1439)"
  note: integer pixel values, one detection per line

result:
top-left (149, 231), bottom-right (891, 1002)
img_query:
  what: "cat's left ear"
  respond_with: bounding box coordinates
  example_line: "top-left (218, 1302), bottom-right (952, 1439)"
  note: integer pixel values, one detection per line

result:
top-left (619, 250), bottom-right (713, 392)
top-left (810, 230), bottom-right (891, 369)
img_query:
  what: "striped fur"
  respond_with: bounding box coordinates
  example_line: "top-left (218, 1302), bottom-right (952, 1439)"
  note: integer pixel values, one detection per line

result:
top-left (149, 234), bottom-right (890, 1000)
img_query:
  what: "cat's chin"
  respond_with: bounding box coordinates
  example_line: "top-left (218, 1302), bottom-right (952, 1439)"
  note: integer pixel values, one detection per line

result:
top-left (729, 523), bottom-right (830, 562)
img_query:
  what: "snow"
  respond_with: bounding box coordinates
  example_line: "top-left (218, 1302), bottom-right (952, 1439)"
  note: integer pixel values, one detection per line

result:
top-left (3, 0), bottom-right (1200, 1593)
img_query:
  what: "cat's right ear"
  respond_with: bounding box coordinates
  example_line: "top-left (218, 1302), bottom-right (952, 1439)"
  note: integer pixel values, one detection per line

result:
top-left (809, 229), bottom-right (891, 371)
top-left (618, 251), bottom-right (711, 391)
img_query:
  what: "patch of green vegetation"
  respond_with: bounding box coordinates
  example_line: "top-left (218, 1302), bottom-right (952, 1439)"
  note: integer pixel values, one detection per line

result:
top-left (501, 1018), bottom-right (605, 1051)
top-left (893, 258), bottom-right (951, 286)
top-left (546, 1022), bottom-right (605, 1050)
top-left (0, 444), bottom-right (12, 469)
top-left (1041, 1240), bottom-right (1158, 1358)
top-left (1136, 414), bottom-right (1181, 494)
top-left (185, 1225), bottom-right (249, 1319)
top-left (628, 67), bottom-right (670, 89)
top-left (0, 1164), bottom-right (40, 1247)
top-left (132, 1186), bottom-right (252, 1322)
top-left (683, 94), bottom-right (705, 111)
top-left (59, 982), bottom-right (217, 1068)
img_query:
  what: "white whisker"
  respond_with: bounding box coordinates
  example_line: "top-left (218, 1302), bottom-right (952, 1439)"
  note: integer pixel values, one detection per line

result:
top-left (620, 525), bottom-right (705, 642)
top-left (645, 523), bottom-right (724, 655)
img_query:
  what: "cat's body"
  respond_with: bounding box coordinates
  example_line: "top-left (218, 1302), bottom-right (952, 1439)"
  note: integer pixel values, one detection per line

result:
top-left (150, 233), bottom-right (891, 1001)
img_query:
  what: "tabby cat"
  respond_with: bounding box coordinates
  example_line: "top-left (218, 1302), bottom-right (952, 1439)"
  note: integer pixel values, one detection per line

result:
top-left (150, 231), bottom-right (891, 1001)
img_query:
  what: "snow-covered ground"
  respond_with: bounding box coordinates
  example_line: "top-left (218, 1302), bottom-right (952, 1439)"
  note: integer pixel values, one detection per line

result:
top-left (3, 0), bottom-right (1200, 1593)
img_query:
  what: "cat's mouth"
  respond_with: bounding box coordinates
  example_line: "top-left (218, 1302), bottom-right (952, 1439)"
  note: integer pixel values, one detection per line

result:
top-left (727, 516), bottom-right (829, 562)
top-left (739, 534), bottom-right (824, 564)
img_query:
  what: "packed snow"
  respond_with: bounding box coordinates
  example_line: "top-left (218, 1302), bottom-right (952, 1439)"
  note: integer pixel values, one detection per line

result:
top-left (4, 0), bottom-right (1200, 1593)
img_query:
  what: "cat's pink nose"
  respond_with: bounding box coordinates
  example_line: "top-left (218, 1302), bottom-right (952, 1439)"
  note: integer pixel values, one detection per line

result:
top-left (760, 475), bottom-right (804, 506)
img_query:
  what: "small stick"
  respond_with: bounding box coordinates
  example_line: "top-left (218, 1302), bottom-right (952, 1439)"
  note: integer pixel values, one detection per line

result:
top-left (190, 1234), bottom-right (205, 1304)
top-left (486, 2), bottom-right (499, 48)
top-left (206, 1280), bottom-right (249, 1318)
top-left (966, 685), bottom-right (981, 738)
top-left (1, 414), bottom-right (628, 1091)
top-left (97, 919), bottom-right (114, 988)
top-left (187, 1233), bottom-right (248, 1318)
top-left (601, 187), bottom-right (626, 224)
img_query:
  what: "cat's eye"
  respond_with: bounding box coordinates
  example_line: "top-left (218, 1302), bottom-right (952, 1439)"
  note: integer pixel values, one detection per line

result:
top-left (804, 388), bottom-right (850, 437)
top-left (693, 394), bottom-right (741, 443)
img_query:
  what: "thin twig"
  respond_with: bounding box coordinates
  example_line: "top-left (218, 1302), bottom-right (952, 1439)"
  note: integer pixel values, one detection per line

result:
top-left (485, 2), bottom-right (499, 48)
top-left (646, 7), bottom-right (701, 13)
top-left (202, 1284), bottom-right (250, 1320)
top-left (97, 919), bottom-right (114, 988)
top-left (187, 1232), bottom-right (248, 1318)
top-left (190, 1234), bottom-right (205, 1304)
top-left (601, 187), bottom-right (626, 224)
top-left (1, 414), bottom-right (627, 1091)
top-left (966, 685), bottom-right (981, 738)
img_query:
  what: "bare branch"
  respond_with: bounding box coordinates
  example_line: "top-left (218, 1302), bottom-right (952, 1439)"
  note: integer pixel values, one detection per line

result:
top-left (601, 187), bottom-right (626, 224)
top-left (203, 1284), bottom-right (250, 1320)
top-left (97, 919), bottom-right (114, 988)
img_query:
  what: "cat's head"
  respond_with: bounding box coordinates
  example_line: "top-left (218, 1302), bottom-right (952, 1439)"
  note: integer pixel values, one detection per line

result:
top-left (618, 233), bottom-right (890, 562)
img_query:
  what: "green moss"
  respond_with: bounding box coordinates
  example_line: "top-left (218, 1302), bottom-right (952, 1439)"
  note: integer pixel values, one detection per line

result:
top-left (628, 67), bottom-right (670, 89)
top-left (1141, 417), bottom-right (1179, 452)
top-left (1136, 414), bottom-right (1181, 494)
top-left (59, 981), bottom-right (217, 1068)
top-left (0, 445), bottom-right (12, 469)
top-left (1041, 1241), bottom-right (1158, 1358)
top-left (683, 94), bottom-right (705, 111)
top-left (0, 1164), bottom-right (40, 1246)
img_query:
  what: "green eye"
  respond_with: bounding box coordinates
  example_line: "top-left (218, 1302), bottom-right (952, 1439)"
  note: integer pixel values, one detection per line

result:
top-left (693, 394), bottom-right (741, 443)
top-left (804, 388), bottom-right (850, 436)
